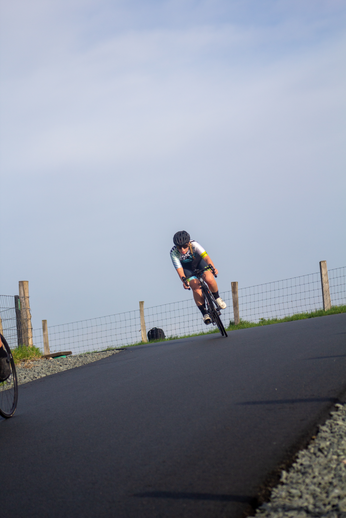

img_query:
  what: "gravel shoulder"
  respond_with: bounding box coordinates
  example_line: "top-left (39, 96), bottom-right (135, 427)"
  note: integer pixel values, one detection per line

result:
top-left (255, 403), bottom-right (346, 517)
top-left (15, 350), bottom-right (121, 385)
top-left (15, 350), bottom-right (346, 517)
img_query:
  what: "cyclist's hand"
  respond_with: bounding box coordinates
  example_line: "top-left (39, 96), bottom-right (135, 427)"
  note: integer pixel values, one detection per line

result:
top-left (182, 277), bottom-right (190, 290)
top-left (208, 265), bottom-right (218, 276)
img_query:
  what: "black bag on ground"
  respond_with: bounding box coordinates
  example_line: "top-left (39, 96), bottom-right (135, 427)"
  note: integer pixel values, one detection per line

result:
top-left (147, 328), bottom-right (165, 341)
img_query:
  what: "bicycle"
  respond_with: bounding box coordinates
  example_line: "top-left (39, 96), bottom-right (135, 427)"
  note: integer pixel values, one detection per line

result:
top-left (0, 333), bottom-right (18, 418)
top-left (183, 265), bottom-right (228, 337)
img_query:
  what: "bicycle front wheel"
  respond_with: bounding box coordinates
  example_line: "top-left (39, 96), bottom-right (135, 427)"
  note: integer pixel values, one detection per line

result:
top-left (204, 290), bottom-right (228, 337)
top-left (212, 308), bottom-right (228, 337)
top-left (0, 334), bottom-right (18, 418)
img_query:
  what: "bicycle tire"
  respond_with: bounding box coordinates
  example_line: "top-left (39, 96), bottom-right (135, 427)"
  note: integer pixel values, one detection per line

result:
top-left (212, 307), bottom-right (228, 337)
top-left (203, 286), bottom-right (228, 337)
top-left (0, 334), bottom-right (18, 418)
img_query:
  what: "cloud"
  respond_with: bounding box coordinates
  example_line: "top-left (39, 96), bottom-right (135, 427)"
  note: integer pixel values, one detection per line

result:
top-left (1, 5), bottom-right (345, 179)
top-left (1, 0), bottom-right (345, 325)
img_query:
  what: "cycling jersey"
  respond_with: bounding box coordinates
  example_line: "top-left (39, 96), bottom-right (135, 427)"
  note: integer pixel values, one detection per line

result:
top-left (170, 240), bottom-right (208, 270)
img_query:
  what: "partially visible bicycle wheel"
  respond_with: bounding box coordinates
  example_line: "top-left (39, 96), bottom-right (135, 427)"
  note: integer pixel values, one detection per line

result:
top-left (212, 308), bottom-right (228, 337)
top-left (204, 290), bottom-right (228, 337)
top-left (0, 334), bottom-right (18, 418)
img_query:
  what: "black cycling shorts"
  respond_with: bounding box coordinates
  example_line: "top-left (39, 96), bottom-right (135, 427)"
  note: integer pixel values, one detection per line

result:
top-left (182, 258), bottom-right (208, 280)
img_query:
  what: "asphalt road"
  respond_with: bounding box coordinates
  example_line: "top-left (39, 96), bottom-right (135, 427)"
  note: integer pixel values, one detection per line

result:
top-left (1, 314), bottom-right (346, 518)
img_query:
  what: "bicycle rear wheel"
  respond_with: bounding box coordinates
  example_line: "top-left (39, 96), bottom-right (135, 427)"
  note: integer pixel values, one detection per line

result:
top-left (0, 334), bottom-right (18, 418)
top-left (204, 289), bottom-right (228, 337)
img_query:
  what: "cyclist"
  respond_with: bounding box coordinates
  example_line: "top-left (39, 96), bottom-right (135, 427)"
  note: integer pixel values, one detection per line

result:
top-left (170, 231), bottom-right (227, 324)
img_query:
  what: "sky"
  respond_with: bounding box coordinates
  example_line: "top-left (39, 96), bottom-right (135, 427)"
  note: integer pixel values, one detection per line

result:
top-left (1, 0), bottom-right (345, 331)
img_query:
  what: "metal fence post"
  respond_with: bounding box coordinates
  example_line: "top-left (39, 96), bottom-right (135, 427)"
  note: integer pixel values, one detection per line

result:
top-left (19, 281), bottom-right (33, 346)
top-left (139, 301), bottom-right (148, 343)
top-left (319, 261), bottom-right (332, 311)
top-left (231, 282), bottom-right (240, 325)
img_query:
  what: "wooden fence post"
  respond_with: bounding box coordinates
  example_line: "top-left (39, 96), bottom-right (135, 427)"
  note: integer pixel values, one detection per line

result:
top-left (42, 320), bottom-right (51, 355)
top-left (15, 295), bottom-right (23, 347)
top-left (231, 282), bottom-right (240, 325)
top-left (139, 301), bottom-right (148, 343)
top-left (319, 260), bottom-right (332, 311)
top-left (19, 281), bottom-right (33, 347)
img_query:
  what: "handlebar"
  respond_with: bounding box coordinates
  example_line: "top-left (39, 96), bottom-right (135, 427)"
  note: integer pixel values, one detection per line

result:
top-left (193, 264), bottom-right (217, 278)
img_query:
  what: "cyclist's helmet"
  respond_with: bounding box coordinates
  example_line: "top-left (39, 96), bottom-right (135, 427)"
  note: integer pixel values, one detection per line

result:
top-left (173, 231), bottom-right (190, 247)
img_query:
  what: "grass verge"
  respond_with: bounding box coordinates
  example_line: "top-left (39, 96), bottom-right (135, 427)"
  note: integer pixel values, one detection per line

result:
top-left (12, 345), bottom-right (43, 364)
top-left (227, 305), bottom-right (346, 332)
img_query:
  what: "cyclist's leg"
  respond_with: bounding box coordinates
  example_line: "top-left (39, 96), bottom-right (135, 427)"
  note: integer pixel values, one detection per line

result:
top-left (203, 269), bottom-right (218, 293)
top-left (188, 279), bottom-right (204, 306)
top-left (182, 264), bottom-right (210, 322)
top-left (182, 266), bottom-right (204, 306)
top-left (189, 280), bottom-right (211, 324)
top-left (193, 258), bottom-right (218, 293)
top-left (182, 264), bottom-right (201, 302)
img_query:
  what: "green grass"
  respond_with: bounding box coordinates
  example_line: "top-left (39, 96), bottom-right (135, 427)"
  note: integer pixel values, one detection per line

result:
top-left (12, 345), bottom-right (43, 364)
top-left (227, 305), bottom-right (346, 332)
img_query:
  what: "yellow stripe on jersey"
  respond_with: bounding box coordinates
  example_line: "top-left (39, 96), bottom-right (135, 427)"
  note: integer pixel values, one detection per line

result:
top-left (201, 251), bottom-right (208, 258)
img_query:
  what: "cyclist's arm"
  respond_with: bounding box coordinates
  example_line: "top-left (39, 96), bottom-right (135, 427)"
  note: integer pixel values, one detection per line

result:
top-left (203, 254), bottom-right (219, 276)
top-left (191, 241), bottom-right (219, 275)
top-left (176, 267), bottom-right (190, 288)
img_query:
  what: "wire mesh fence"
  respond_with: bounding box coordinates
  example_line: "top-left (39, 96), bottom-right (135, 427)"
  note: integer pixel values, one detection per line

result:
top-left (237, 272), bottom-right (322, 323)
top-left (31, 289), bottom-right (233, 355)
top-left (329, 267), bottom-right (346, 307)
top-left (2, 266), bottom-right (346, 356)
top-left (0, 295), bottom-right (18, 349)
top-left (0, 295), bottom-right (33, 351)
top-left (32, 309), bottom-right (142, 356)
top-left (31, 266), bottom-right (346, 356)
top-left (236, 267), bottom-right (346, 323)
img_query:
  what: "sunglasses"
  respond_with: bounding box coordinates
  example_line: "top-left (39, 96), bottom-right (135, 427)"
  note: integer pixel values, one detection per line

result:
top-left (177, 244), bottom-right (189, 250)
